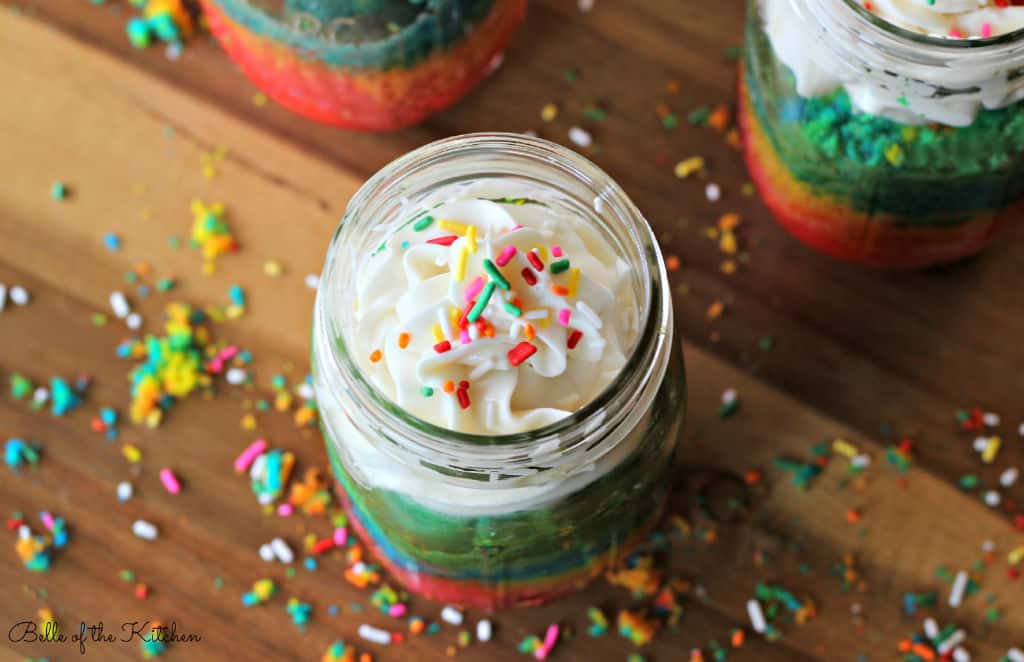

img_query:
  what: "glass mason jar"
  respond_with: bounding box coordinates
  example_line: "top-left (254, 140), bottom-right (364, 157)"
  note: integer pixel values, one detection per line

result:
top-left (311, 133), bottom-right (685, 609)
top-left (200, 0), bottom-right (526, 130)
top-left (740, 0), bottom-right (1024, 268)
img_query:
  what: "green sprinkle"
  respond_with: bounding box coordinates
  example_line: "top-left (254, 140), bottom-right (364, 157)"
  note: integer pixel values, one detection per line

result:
top-left (482, 259), bottom-right (510, 290)
top-left (167, 235), bottom-right (181, 250)
top-left (421, 386), bottom-right (434, 397)
top-left (503, 302), bottom-right (522, 317)
top-left (124, 271), bottom-right (138, 285)
top-left (661, 113), bottom-right (679, 130)
top-left (120, 569), bottom-right (135, 582)
top-left (467, 282), bottom-right (496, 323)
top-left (563, 69), bottom-right (579, 83)
top-left (549, 258), bottom-right (571, 274)
top-left (959, 474), bottom-right (979, 490)
top-left (156, 278), bottom-right (176, 292)
top-left (50, 182), bottom-right (67, 200)
top-left (91, 313), bottom-right (109, 327)
top-left (213, 577), bottom-right (225, 589)
top-left (724, 45), bottom-right (742, 60)
top-left (687, 106), bottom-right (711, 126)
top-left (583, 105), bottom-right (608, 122)
top-left (413, 215), bottom-right (434, 232)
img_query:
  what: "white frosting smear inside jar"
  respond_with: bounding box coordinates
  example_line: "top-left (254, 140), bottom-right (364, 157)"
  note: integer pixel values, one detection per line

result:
top-left (348, 180), bottom-right (639, 435)
top-left (867, 0), bottom-right (1024, 39)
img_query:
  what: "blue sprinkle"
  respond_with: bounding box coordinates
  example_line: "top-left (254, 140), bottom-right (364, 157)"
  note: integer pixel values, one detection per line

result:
top-left (103, 233), bottom-right (122, 252)
top-left (327, 605), bottom-right (339, 617)
top-left (304, 557), bottom-right (318, 571)
top-left (137, 285), bottom-right (150, 299)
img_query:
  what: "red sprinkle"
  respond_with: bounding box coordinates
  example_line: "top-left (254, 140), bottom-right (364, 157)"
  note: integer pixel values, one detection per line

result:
top-left (456, 387), bottom-right (471, 409)
top-left (433, 340), bottom-right (452, 354)
top-left (521, 268), bottom-right (538, 286)
top-left (567, 329), bottom-right (583, 349)
top-left (426, 235), bottom-right (459, 246)
top-left (508, 341), bottom-right (538, 367)
top-left (458, 301), bottom-right (475, 329)
top-left (311, 539), bottom-right (336, 555)
top-left (527, 251), bottom-right (544, 271)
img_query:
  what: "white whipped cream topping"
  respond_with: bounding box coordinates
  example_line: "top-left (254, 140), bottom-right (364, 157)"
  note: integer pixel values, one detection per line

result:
top-left (763, 0), bottom-right (1024, 125)
top-left (349, 181), bottom-right (639, 435)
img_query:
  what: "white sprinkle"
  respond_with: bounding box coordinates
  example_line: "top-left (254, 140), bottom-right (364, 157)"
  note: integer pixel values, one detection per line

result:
top-left (1006, 648), bottom-right (1024, 662)
top-left (984, 490), bottom-right (1001, 507)
top-left (352, 561), bottom-right (367, 575)
top-left (575, 300), bottom-right (602, 329)
top-left (0, 283), bottom-right (6, 312)
top-left (18, 524), bottom-right (31, 540)
top-left (116, 481), bottom-right (133, 502)
top-left (132, 519), bottom-right (159, 540)
top-left (923, 617), bottom-right (939, 639)
top-left (441, 605), bottom-right (464, 625)
top-left (126, 312), bottom-right (142, 330)
top-left (849, 602), bottom-right (862, 615)
top-left (10, 286), bottom-right (30, 306)
top-left (952, 646), bottom-right (971, 662)
top-left (722, 388), bottom-right (738, 405)
top-left (296, 383), bottom-right (315, 400)
top-left (509, 320), bottom-right (523, 338)
top-left (259, 543), bottom-right (275, 562)
top-left (438, 307), bottom-right (454, 340)
top-left (983, 412), bottom-right (1000, 427)
top-left (937, 629), bottom-right (966, 655)
top-left (476, 619), bottom-right (492, 642)
top-left (304, 273), bottom-right (320, 289)
top-left (165, 42), bottom-right (182, 61)
top-left (256, 492), bottom-right (274, 506)
top-left (972, 436), bottom-right (989, 453)
top-left (705, 182), bottom-right (721, 202)
top-left (746, 599), bottom-right (766, 634)
top-left (358, 624), bottom-right (391, 645)
top-left (469, 358), bottom-right (494, 381)
top-left (578, 0), bottom-right (595, 11)
top-left (1000, 467), bottom-right (1019, 487)
top-left (981, 540), bottom-right (995, 553)
top-left (468, 325), bottom-right (481, 341)
top-left (568, 126), bottom-right (592, 148)
top-left (523, 309), bottom-right (549, 320)
top-left (851, 454), bottom-right (871, 468)
top-left (32, 387), bottom-right (49, 405)
top-left (948, 571), bottom-right (968, 608)
top-left (226, 368), bottom-right (248, 385)
top-left (271, 537), bottom-right (294, 564)
top-left (110, 291), bottom-right (131, 319)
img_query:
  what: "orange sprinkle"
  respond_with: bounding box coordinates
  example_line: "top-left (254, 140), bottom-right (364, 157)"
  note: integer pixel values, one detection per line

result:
top-left (707, 301), bottom-right (725, 320)
top-left (398, 332), bottom-right (411, 349)
top-left (410, 619), bottom-right (426, 634)
top-left (665, 255), bottom-right (681, 272)
top-left (359, 654), bottom-right (373, 662)
top-left (744, 470), bottom-right (761, 485)
top-left (369, 349), bottom-right (383, 363)
top-left (524, 324), bottom-right (535, 341)
top-left (443, 380), bottom-right (455, 394)
top-left (718, 213), bottom-right (742, 231)
top-left (731, 629), bottom-right (745, 647)
top-left (708, 104), bottom-right (731, 132)
top-left (665, 80), bottom-right (681, 94)
top-left (721, 260), bottom-right (738, 274)
top-left (845, 508), bottom-right (862, 524)
top-left (726, 128), bottom-right (743, 150)
top-left (483, 322), bottom-right (495, 338)
top-left (550, 285), bottom-right (570, 296)
top-left (134, 262), bottom-right (151, 276)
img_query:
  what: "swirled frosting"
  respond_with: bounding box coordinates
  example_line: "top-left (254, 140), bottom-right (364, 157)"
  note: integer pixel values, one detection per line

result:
top-left (349, 181), bottom-right (639, 435)
top-left (764, 0), bottom-right (1024, 125)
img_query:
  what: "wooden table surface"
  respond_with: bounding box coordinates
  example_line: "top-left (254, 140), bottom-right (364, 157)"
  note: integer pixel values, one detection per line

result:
top-left (2, 2), bottom-right (1023, 661)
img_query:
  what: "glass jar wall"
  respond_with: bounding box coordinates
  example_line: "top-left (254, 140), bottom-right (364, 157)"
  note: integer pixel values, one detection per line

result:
top-left (311, 134), bottom-right (685, 609)
top-left (740, 0), bottom-right (1024, 268)
top-left (201, 0), bottom-right (526, 130)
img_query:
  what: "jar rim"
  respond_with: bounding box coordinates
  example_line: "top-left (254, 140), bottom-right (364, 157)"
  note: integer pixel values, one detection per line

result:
top-left (314, 133), bottom-right (674, 471)
top-left (838, 0), bottom-right (1024, 51)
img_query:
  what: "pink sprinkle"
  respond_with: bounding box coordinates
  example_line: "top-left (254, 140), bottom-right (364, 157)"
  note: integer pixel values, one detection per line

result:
top-left (496, 245), bottom-right (517, 267)
top-left (464, 277), bottom-right (485, 302)
top-left (220, 346), bottom-right (240, 361)
top-left (388, 604), bottom-right (407, 617)
top-left (40, 511), bottom-right (55, 530)
top-left (333, 527), bottom-right (348, 546)
top-left (159, 468), bottom-right (181, 495)
top-left (460, 328), bottom-right (471, 345)
top-left (949, 27), bottom-right (963, 38)
top-left (558, 308), bottom-right (572, 326)
top-left (208, 358), bottom-right (223, 373)
top-left (981, 22), bottom-right (993, 38)
top-left (551, 245), bottom-right (563, 258)
top-left (277, 503), bottom-right (293, 517)
top-left (234, 439), bottom-right (268, 473)
top-left (542, 624), bottom-right (559, 650)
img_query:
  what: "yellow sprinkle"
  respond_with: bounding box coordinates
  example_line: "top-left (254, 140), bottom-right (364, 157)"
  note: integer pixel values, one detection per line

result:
top-left (453, 246), bottom-right (469, 281)
top-left (832, 439), bottom-right (858, 459)
top-left (982, 436), bottom-right (1001, 464)
top-left (465, 225), bottom-right (477, 253)
top-left (884, 143), bottom-right (905, 167)
top-left (1008, 545), bottom-right (1024, 566)
top-left (438, 219), bottom-right (469, 235)
top-left (718, 213), bottom-right (742, 231)
top-left (241, 413), bottom-right (257, 430)
top-left (673, 156), bottom-right (705, 179)
top-left (263, 260), bottom-right (283, 277)
top-left (540, 103), bottom-right (558, 122)
top-left (449, 307), bottom-right (460, 331)
top-left (719, 231), bottom-right (738, 255)
top-left (253, 92), bottom-right (268, 107)
top-left (122, 444), bottom-right (142, 463)
top-left (901, 126), bottom-right (918, 142)
top-left (534, 245), bottom-right (548, 261)
top-left (568, 267), bottom-right (580, 297)
top-left (720, 260), bottom-right (737, 275)
top-left (538, 317), bottom-right (549, 328)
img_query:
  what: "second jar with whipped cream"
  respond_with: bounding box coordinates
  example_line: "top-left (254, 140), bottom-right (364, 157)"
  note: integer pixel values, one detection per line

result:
top-left (741, 0), bottom-right (1024, 268)
top-left (312, 133), bottom-right (684, 609)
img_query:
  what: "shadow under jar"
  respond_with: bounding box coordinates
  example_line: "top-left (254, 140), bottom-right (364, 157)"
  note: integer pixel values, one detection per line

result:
top-left (740, 0), bottom-right (1024, 269)
top-left (200, 0), bottom-right (526, 130)
top-left (311, 133), bottom-right (685, 610)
